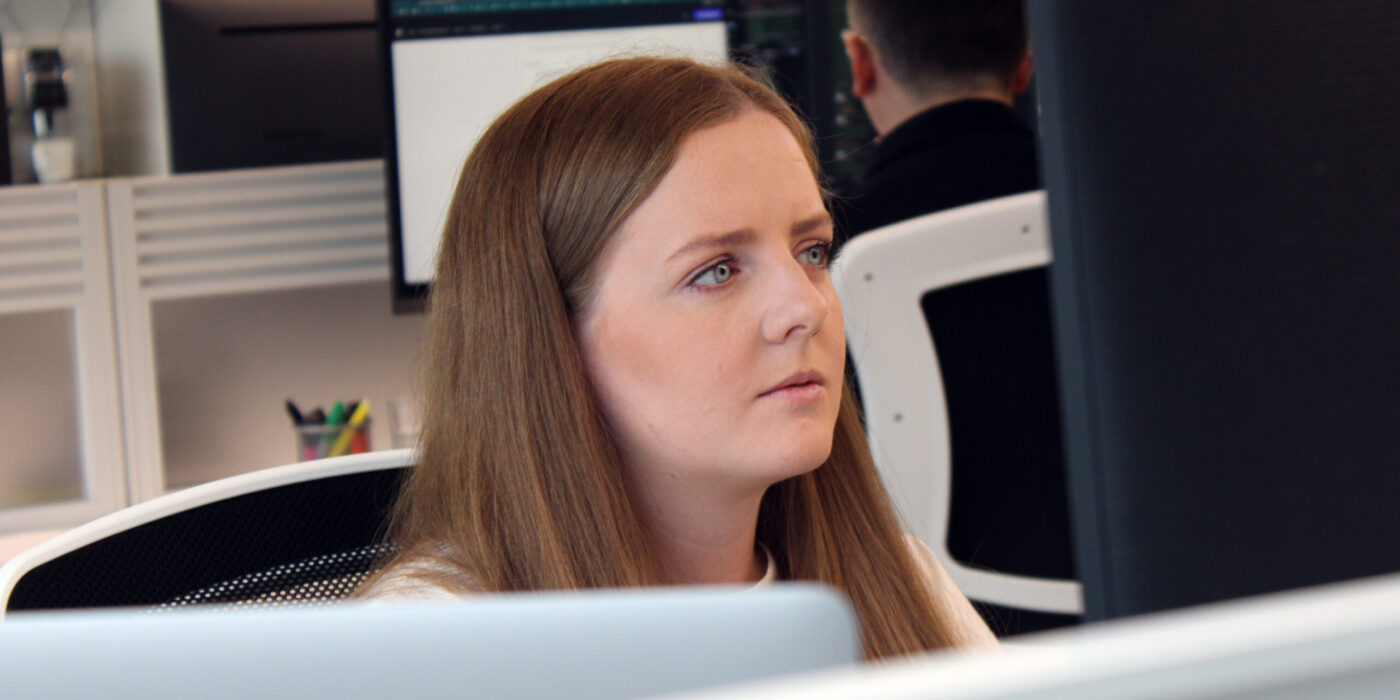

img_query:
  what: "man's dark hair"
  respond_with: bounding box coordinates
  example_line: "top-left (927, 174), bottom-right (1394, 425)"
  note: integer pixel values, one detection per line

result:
top-left (850, 0), bottom-right (1028, 94)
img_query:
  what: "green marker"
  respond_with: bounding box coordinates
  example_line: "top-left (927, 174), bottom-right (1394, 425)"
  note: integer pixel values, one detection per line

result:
top-left (318, 400), bottom-right (346, 459)
top-left (329, 399), bottom-right (371, 457)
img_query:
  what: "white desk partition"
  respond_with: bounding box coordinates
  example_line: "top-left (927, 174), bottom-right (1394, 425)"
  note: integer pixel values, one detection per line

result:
top-left (670, 572), bottom-right (1400, 699)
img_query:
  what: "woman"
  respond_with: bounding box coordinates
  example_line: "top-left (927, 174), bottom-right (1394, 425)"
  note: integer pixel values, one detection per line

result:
top-left (359, 56), bottom-right (995, 658)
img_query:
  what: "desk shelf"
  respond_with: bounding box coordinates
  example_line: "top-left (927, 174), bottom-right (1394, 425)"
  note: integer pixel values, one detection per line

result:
top-left (0, 182), bottom-right (126, 532)
top-left (1, 160), bottom-right (423, 532)
top-left (106, 160), bottom-right (421, 502)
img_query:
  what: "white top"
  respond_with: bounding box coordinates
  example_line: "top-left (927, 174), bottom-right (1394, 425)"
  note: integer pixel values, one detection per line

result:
top-left (360, 535), bottom-right (996, 648)
top-left (361, 545), bottom-right (779, 600)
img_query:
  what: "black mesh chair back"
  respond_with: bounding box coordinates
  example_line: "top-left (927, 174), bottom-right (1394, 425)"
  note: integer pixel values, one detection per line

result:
top-left (0, 451), bottom-right (410, 613)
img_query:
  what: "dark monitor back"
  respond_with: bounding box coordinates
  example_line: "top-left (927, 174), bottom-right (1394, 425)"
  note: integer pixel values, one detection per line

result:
top-left (160, 0), bottom-right (383, 173)
top-left (1030, 0), bottom-right (1400, 621)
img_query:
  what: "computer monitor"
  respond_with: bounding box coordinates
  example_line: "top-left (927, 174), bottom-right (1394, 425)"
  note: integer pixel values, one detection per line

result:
top-left (0, 584), bottom-right (861, 699)
top-left (675, 571), bottom-right (1400, 699)
top-left (378, 0), bottom-right (822, 312)
top-left (1027, 1), bottom-right (1400, 621)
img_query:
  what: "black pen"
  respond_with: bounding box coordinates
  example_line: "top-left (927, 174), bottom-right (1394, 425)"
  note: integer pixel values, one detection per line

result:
top-left (285, 399), bottom-right (305, 426)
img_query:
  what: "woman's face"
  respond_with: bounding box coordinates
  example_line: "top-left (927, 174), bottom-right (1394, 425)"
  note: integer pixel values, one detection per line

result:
top-left (575, 109), bottom-right (845, 496)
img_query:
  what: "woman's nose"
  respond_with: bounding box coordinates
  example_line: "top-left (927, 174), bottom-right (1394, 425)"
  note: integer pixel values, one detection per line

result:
top-left (760, 260), bottom-right (831, 344)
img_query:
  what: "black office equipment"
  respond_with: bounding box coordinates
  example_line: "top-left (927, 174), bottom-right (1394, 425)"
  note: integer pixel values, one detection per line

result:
top-left (23, 48), bottom-right (69, 139)
top-left (1030, 0), bottom-right (1400, 621)
top-left (159, 0), bottom-right (384, 173)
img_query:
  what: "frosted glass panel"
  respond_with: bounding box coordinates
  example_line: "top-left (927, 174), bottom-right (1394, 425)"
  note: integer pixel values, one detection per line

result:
top-left (0, 309), bottom-right (84, 508)
top-left (153, 281), bottom-right (424, 489)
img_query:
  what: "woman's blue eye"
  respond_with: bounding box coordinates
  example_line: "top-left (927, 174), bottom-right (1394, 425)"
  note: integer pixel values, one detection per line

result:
top-left (693, 260), bottom-right (733, 286)
top-left (800, 244), bottom-right (830, 267)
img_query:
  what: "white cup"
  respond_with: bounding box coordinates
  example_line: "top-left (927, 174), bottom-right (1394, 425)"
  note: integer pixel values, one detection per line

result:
top-left (32, 137), bottom-right (76, 184)
top-left (388, 398), bottom-right (422, 450)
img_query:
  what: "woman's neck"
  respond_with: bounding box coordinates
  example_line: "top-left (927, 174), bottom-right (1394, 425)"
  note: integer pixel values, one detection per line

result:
top-left (630, 479), bottom-right (769, 585)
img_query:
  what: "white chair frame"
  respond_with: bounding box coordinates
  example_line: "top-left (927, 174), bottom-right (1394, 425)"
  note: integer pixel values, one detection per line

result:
top-left (832, 191), bottom-right (1082, 615)
top-left (0, 449), bottom-right (414, 616)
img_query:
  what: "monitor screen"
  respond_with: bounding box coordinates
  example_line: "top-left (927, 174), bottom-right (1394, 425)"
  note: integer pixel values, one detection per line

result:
top-left (378, 0), bottom-right (823, 311)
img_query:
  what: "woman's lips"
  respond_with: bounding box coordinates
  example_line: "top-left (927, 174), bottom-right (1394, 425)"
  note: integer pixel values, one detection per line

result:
top-left (759, 370), bottom-right (826, 401)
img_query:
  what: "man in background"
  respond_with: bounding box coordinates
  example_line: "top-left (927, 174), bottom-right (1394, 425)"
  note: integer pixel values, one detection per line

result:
top-left (840, 0), bottom-right (1037, 232)
top-left (840, 0), bottom-right (1076, 636)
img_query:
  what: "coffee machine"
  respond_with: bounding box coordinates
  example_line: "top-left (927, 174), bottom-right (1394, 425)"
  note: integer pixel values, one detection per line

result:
top-left (24, 46), bottom-right (73, 183)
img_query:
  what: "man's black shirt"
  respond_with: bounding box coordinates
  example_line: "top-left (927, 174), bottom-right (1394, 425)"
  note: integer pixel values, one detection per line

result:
top-left (839, 99), bottom-right (1040, 236)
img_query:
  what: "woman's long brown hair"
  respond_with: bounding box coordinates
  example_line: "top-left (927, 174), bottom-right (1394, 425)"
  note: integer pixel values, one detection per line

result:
top-left (361, 56), bottom-right (984, 657)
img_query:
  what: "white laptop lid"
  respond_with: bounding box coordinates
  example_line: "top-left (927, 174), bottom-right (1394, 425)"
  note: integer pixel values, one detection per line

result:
top-left (0, 583), bottom-right (860, 699)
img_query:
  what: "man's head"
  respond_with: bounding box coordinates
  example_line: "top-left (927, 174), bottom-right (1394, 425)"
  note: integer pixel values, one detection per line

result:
top-left (844, 0), bottom-right (1031, 133)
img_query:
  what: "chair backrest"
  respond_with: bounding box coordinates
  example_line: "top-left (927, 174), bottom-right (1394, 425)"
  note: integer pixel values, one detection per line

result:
top-left (832, 191), bottom-right (1082, 616)
top-left (0, 450), bottom-right (413, 615)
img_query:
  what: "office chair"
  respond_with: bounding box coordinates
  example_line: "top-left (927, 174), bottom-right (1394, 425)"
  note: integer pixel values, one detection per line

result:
top-left (0, 450), bottom-right (412, 615)
top-left (832, 191), bottom-right (1082, 618)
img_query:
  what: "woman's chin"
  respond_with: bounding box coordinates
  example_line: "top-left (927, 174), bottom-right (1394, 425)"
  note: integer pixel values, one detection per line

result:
top-left (750, 441), bottom-right (834, 484)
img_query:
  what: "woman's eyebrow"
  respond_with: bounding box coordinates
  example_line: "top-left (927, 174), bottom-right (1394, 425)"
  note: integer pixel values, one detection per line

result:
top-left (665, 214), bottom-right (831, 263)
top-left (791, 213), bottom-right (834, 237)
top-left (666, 229), bottom-right (755, 263)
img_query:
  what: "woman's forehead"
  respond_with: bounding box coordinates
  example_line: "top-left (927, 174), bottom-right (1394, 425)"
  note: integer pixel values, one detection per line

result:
top-left (638, 112), bottom-right (819, 225)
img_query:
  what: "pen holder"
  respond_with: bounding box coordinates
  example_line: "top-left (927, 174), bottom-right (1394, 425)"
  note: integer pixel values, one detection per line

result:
top-left (296, 420), bottom-right (371, 462)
